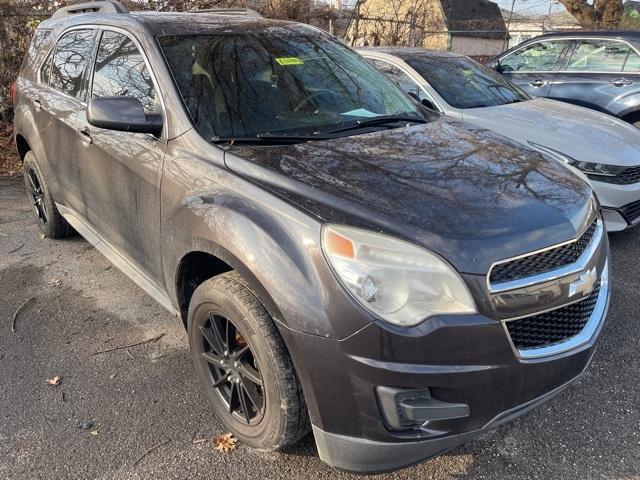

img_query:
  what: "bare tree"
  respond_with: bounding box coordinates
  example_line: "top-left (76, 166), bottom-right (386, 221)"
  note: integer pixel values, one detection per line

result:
top-left (558, 0), bottom-right (624, 29)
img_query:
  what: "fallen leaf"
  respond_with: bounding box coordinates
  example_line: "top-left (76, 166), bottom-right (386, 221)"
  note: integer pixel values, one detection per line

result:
top-left (90, 430), bottom-right (99, 436)
top-left (212, 433), bottom-right (237, 452)
top-left (39, 233), bottom-right (45, 239)
top-left (48, 278), bottom-right (62, 287)
top-left (47, 375), bottom-right (62, 386)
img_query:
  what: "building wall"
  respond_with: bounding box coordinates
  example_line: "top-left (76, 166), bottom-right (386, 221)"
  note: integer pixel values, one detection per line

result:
top-left (450, 36), bottom-right (505, 56)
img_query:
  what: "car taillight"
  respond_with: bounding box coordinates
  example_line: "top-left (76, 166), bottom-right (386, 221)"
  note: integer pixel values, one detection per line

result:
top-left (10, 81), bottom-right (17, 104)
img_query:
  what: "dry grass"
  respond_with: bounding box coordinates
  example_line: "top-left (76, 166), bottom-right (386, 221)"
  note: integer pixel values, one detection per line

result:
top-left (0, 122), bottom-right (21, 177)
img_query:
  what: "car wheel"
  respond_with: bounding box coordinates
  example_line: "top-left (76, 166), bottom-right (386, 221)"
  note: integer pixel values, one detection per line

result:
top-left (187, 271), bottom-right (310, 449)
top-left (22, 151), bottom-right (73, 239)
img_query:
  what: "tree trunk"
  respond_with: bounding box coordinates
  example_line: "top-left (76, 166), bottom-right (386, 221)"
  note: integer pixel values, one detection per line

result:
top-left (559, 0), bottom-right (624, 29)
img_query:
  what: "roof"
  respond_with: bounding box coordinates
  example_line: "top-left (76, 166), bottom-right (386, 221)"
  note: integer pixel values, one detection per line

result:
top-left (532, 29), bottom-right (640, 42)
top-left (440, 0), bottom-right (507, 40)
top-left (39, 10), bottom-right (298, 36)
top-left (359, 46), bottom-right (462, 60)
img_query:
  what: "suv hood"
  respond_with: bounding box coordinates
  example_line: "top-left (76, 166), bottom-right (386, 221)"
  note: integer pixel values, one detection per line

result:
top-left (224, 118), bottom-right (595, 274)
top-left (463, 98), bottom-right (640, 167)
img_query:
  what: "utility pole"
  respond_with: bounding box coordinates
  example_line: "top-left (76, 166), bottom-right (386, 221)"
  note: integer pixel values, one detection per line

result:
top-left (502, 0), bottom-right (516, 51)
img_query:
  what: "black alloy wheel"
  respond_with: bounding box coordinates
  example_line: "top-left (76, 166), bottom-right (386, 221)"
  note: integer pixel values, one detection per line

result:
top-left (26, 165), bottom-right (47, 228)
top-left (199, 313), bottom-right (265, 425)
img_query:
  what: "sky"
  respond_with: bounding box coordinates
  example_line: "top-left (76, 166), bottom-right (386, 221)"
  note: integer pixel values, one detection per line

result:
top-left (493, 0), bottom-right (567, 16)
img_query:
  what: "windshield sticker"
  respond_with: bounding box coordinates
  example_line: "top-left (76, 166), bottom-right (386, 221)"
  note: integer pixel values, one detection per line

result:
top-left (341, 108), bottom-right (381, 118)
top-left (275, 57), bottom-right (304, 66)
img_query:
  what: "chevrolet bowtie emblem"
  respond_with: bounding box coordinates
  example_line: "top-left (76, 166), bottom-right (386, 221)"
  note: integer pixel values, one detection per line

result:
top-left (568, 267), bottom-right (598, 298)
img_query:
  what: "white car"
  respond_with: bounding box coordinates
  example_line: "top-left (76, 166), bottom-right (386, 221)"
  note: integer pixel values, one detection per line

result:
top-left (359, 47), bottom-right (640, 232)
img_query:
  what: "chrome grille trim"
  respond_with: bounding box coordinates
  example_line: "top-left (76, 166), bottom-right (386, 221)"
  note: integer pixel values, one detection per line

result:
top-left (502, 259), bottom-right (610, 360)
top-left (488, 218), bottom-right (604, 294)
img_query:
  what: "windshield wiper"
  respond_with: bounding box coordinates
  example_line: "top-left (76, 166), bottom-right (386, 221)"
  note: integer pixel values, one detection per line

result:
top-left (211, 134), bottom-right (329, 145)
top-left (320, 114), bottom-right (428, 135)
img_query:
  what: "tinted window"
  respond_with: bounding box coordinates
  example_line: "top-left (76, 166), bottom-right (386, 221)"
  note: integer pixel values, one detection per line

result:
top-left (406, 55), bottom-right (530, 109)
top-left (158, 28), bottom-right (427, 140)
top-left (50, 29), bottom-right (95, 99)
top-left (370, 58), bottom-right (433, 104)
top-left (500, 40), bottom-right (568, 72)
top-left (92, 31), bottom-right (158, 114)
top-left (624, 50), bottom-right (640, 72)
top-left (22, 29), bottom-right (51, 72)
top-left (567, 40), bottom-right (630, 72)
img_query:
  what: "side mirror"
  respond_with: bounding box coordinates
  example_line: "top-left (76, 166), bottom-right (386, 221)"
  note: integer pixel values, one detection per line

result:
top-left (87, 96), bottom-right (162, 136)
top-left (421, 98), bottom-right (436, 110)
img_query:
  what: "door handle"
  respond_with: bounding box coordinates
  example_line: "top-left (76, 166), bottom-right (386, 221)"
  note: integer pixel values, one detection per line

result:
top-left (610, 78), bottom-right (634, 87)
top-left (529, 79), bottom-right (546, 88)
top-left (78, 127), bottom-right (92, 146)
top-left (32, 97), bottom-right (41, 112)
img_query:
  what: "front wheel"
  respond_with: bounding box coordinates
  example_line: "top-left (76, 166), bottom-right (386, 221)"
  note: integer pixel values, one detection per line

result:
top-left (22, 151), bottom-right (73, 239)
top-left (187, 272), bottom-right (310, 449)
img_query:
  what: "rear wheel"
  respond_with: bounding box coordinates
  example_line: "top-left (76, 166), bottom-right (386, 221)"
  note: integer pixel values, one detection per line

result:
top-left (187, 272), bottom-right (310, 449)
top-left (22, 151), bottom-right (73, 239)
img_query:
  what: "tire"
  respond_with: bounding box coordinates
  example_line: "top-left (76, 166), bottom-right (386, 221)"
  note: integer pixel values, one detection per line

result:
top-left (22, 151), bottom-right (73, 239)
top-left (187, 271), bottom-right (310, 450)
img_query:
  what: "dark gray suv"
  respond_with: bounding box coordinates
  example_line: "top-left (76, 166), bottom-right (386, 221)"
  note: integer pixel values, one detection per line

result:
top-left (490, 31), bottom-right (640, 126)
top-left (13, 1), bottom-right (611, 473)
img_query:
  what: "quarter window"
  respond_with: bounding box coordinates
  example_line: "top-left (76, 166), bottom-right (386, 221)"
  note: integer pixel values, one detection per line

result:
top-left (49, 29), bottom-right (95, 99)
top-left (567, 40), bottom-right (631, 72)
top-left (370, 59), bottom-right (432, 104)
top-left (500, 41), bottom-right (568, 72)
top-left (624, 50), bottom-right (640, 72)
top-left (91, 31), bottom-right (158, 114)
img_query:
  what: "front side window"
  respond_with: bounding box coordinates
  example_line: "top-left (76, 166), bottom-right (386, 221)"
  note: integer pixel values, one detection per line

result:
top-left (50, 29), bottom-right (95, 99)
top-left (405, 55), bottom-right (530, 109)
top-left (370, 58), bottom-right (433, 105)
top-left (500, 40), bottom-right (568, 72)
top-left (92, 31), bottom-right (158, 114)
top-left (158, 27), bottom-right (427, 140)
top-left (567, 40), bottom-right (631, 72)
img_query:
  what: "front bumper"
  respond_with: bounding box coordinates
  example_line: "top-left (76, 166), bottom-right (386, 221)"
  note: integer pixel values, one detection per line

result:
top-left (591, 179), bottom-right (640, 231)
top-left (278, 248), bottom-right (610, 473)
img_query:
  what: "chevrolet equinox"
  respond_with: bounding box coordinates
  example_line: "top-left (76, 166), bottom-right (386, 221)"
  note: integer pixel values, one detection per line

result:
top-left (13, 1), bottom-right (611, 473)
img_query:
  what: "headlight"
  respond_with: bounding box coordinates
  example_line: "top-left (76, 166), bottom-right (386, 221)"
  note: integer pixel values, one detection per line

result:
top-left (321, 225), bottom-right (476, 327)
top-left (568, 160), bottom-right (625, 178)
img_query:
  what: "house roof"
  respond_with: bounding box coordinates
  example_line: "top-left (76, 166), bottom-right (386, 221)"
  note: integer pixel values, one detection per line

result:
top-left (440, 0), bottom-right (507, 39)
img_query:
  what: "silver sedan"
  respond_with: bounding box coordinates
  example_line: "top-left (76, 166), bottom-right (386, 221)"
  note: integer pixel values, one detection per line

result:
top-left (359, 47), bottom-right (640, 232)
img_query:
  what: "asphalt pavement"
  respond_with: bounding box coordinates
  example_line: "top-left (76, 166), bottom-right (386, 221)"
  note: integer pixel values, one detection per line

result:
top-left (1, 174), bottom-right (638, 480)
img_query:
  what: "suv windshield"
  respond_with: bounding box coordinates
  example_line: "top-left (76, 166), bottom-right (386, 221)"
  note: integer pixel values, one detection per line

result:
top-left (404, 55), bottom-right (531, 109)
top-left (158, 27), bottom-right (431, 141)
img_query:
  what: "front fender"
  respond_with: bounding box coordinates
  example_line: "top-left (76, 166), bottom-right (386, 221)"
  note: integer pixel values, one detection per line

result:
top-left (160, 137), bottom-right (370, 340)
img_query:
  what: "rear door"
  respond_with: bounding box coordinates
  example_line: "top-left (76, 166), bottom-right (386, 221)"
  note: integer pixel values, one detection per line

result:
top-left (77, 28), bottom-right (166, 280)
top-left (35, 28), bottom-right (97, 215)
top-left (548, 38), bottom-right (640, 117)
top-left (497, 39), bottom-right (572, 98)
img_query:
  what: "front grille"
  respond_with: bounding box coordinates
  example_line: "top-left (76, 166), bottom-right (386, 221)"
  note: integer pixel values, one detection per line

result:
top-left (507, 281), bottom-right (601, 350)
top-left (619, 198), bottom-right (640, 225)
top-left (490, 220), bottom-right (598, 284)
top-left (589, 166), bottom-right (640, 185)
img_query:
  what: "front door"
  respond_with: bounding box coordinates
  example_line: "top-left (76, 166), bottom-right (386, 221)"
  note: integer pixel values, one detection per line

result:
top-left (496, 39), bottom-right (573, 98)
top-left (77, 28), bottom-right (166, 280)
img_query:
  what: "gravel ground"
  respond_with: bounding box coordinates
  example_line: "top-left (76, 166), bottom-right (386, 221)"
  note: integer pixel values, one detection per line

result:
top-left (1, 174), bottom-right (639, 480)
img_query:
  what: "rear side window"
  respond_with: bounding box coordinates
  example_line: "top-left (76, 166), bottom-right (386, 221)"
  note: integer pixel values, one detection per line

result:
top-left (567, 40), bottom-right (631, 72)
top-left (624, 50), bottom-right (640, 72)
top-left (500, 41), bottom-right (569, 72)
top-left (91, 31), bottom-right (158, 114)
top-left (50, 29), bottom-right (96, 99)
top-left (21, 29), bottom-right (51, 72)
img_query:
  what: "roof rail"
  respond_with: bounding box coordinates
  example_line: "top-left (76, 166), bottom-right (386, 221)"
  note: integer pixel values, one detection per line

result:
top-left (189, 8), bottom-right (263, 18)
top-left (52, 1), bottom-right (129, 18)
